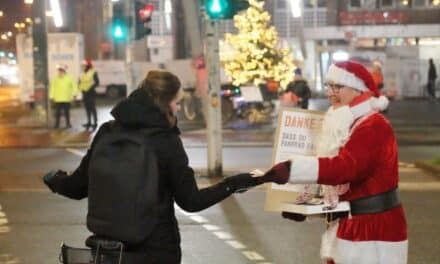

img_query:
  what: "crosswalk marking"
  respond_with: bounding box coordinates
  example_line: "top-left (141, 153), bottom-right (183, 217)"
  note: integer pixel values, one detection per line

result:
top-left (213, 231), bottom-right (233, 240)
top-left (202, 224), bottom-right (220, 231)
top-left (66, 148), bottom-right (86, 157)
top-left (0, 218), bottom-right (8, 225)
top-left (243, 251), bottom-right (265, 261)
top-left (226, 240), bottom-right (246, 249)
top-left (189, 215), bottom-right (209, 224)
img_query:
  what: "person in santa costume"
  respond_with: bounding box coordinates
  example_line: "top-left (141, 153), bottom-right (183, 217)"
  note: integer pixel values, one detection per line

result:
top-left (258, 61), bottom-right (408, 264)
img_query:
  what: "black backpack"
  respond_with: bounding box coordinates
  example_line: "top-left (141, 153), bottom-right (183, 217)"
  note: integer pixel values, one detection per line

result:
top-left (86, 121), bottom-right (161, 244)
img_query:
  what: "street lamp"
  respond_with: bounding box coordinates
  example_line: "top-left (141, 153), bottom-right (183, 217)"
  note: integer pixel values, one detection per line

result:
top-left (49, 0), bottom-right (63, 28)
top-left (289, 0), bottom-right (302, 18)
top-left (14, 22), bottom-right (26, 32)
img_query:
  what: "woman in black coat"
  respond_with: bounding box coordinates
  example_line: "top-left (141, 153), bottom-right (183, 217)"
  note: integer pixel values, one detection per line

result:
top-left (43, 71), bottom-right (263, 263)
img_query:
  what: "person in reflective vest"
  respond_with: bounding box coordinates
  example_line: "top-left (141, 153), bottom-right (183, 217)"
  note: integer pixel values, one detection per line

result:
top-left (50, 64), bottom-right (78, 129)
top-left (79, 59), bottom-right (100, 130)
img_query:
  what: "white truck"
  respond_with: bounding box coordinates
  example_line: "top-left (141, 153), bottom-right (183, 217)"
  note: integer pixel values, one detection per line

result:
top-left (91, 59), bottom-right (199, 99)
top-left (92, 60), bottom-right (127, 98)
top-left (16, 33), bottom-right (84, 104)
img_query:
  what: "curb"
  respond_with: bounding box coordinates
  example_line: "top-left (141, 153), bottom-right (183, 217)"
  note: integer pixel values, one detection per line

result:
top-left (414, 160), bottom-right (440, 177)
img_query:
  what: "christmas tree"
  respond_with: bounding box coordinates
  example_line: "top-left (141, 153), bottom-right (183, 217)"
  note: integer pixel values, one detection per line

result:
top-left (220, 0), bottom-right (296, 89)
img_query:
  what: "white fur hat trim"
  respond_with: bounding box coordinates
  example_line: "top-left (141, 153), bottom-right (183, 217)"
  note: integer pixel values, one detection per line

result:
top-left (326, 64), bottom-right (367, 92)
top-left (370, 95), bottom-right (389, 111)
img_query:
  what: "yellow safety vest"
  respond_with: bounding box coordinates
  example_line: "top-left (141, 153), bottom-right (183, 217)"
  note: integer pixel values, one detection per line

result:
top-left (49, 74), bottom-right (78, 102)
top-left (79, 69), bottom-right (96, 92)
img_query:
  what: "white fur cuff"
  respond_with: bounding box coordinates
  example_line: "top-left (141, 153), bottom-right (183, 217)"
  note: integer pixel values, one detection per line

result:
top-left (289, 156), bottom-right (319, 183)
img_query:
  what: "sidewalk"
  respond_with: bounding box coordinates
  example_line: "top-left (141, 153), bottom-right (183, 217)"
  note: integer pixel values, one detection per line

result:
top-left (0, 99), bottom-right (439, 179)
top-left (1, 98), bottom-right (440, 147)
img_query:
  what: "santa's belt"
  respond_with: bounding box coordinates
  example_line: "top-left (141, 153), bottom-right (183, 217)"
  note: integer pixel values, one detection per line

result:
top-left (327, 188), bottom-right (401, 222)
top-left (350, 188), bottom-right (401, 215)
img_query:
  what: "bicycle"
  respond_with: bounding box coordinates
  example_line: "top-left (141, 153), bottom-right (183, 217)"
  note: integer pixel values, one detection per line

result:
top-left (60, 235), bottom-right (148, 264)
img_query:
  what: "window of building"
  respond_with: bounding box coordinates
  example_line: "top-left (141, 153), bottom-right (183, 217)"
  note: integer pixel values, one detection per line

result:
top-left (350, 0), bottom-right (362, 8)
top-left (364, 0), bottom-right (378, 8)
top-left (303, 0), bottom-right (327, 8)
top-left (381, 0), bottom-right (395, 7)
top-left (349, 0), bottom-right (377, 9)
top-left (276, 0), bottom-right (287, 9)
top-left (413, 0), bottom-right (427, 7)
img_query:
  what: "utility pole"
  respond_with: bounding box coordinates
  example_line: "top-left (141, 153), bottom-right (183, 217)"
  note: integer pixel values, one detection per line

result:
top-left (204, 19), bottom-right (223, 177)
top-left (31, 0), bottom-right (49, 127)
top-left (181, 1), bottom-right (223, 177)
top-left (124, 0), bottom-right (137, 95)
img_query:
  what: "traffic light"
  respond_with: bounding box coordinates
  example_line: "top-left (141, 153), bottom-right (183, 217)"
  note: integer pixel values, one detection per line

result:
top-left (111, 3), bottom-right (128, 41)
top-left (204, 0), bottom-right (250, 20)
top-left (135, 2), bottom-right (154, 40)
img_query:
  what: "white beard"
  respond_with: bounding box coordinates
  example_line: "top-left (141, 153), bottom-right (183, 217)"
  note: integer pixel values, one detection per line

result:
top-left (316, 106), bottom-right (354, 158)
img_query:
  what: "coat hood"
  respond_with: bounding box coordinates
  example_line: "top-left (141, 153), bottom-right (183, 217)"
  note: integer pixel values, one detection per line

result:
top-left (111, 88), bottom-right (175, 130)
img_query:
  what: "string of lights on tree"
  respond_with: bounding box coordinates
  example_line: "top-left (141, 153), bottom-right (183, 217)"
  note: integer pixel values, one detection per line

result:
top-left (220, 0), bottom-right (296, 89)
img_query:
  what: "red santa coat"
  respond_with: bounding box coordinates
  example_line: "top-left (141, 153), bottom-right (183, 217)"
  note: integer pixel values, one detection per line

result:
top-left (288, 99), bottom-right (408, 264)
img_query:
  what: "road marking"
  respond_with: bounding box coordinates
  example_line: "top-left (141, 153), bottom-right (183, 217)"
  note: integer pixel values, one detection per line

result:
top-left (65, 148), bottom-right (86, 157)
top-left (202, 224), bottom-right (220, 231)
top-left (189, 215), bottom-right (208, 224)
top-left (0, 218), bottom-right (8, 225)
top-left (213, 231), bottom-right (233, 240)
top-left (226, 240), bottom-right (246, 249)
top-left (0, 226), bottom-right (11, 233)
top-left (243, 251), bottom-right (265, 261)
top-left (0, 254), bottom-right (20, 264)
top-left (175, 206), bottom-right (270, 263)
top-left (0, 207), bottom-right (21, 263)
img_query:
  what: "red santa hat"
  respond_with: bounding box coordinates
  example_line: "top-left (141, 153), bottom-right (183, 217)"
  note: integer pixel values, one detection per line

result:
top-left (82, 59), bottom-right (93, 68)
top-left (326, 61), bottom-right (389, 111)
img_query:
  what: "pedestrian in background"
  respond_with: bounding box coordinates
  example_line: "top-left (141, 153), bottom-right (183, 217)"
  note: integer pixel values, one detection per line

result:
top-left (285, 68), bottom-right (311, 109)
top-left (50, 64), bottom-right (77, 129)
top-left (43, 70), bottom-right (264, 263)
top-left (79, 59), bottom-right (99, 130)
top-left (427, 58), bottom-right (437, 100)
top-left (259, 61), bottom-right (407, 264)
top-left (370, 61), bottom-right (384, 91)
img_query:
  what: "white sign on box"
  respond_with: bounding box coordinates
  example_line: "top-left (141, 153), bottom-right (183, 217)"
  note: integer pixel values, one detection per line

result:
top-left (272, 108), bottom-right (324, 192)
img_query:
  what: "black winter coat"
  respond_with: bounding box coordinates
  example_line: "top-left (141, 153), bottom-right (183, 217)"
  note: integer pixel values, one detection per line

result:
top-left (47, 88), bottom-right (238, 263)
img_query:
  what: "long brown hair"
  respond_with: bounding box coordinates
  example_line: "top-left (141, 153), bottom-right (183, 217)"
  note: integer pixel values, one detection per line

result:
top-left (138, 70), bottom-right (181, 125)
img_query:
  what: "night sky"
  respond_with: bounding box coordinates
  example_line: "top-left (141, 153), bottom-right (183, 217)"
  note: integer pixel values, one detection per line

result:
top-left (0, 0), bottom-right (31, 33)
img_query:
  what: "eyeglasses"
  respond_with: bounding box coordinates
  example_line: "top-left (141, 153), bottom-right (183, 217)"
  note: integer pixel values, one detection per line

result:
top-left (324, 82), bottom-right (345, 92)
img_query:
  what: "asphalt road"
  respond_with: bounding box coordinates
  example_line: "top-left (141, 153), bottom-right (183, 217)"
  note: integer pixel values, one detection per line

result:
top-left (0, 147), bottom-right (439, 263)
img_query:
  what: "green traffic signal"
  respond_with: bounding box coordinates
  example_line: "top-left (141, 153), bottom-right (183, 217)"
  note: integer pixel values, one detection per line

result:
top-left (111, 2), bottom-right (127, 41)
top-left (205, 0), bottom-right (250, 20)
top-left (111, 20), bottom-right (127, 40)
top-left (205, 0), bottom-right (231, 19)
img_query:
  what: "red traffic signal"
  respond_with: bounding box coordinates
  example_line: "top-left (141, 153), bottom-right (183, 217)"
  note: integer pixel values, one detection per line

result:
top-left (139, 3), bottom-right (154, 21)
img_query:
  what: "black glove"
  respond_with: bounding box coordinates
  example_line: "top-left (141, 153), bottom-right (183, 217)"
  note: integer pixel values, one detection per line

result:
top-left (223, 173), bottom-right (260, 193)
top-left (42, 170), bottom-right (66, 192)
